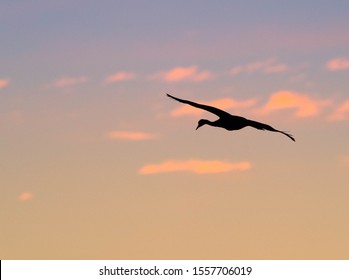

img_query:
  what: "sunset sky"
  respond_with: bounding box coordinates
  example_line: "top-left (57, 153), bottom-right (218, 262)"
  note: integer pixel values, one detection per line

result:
top-left (1, 0), bottom-right (349, 259)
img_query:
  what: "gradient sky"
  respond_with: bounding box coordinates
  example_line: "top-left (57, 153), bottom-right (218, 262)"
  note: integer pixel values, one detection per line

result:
top-left (1, 0), bottom-right (349, 259)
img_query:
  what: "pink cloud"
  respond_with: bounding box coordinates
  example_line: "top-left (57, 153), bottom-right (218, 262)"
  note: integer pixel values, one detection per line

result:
top-left (326, 58), bottom-right (349, 71)
top-left (104, 72), bottom-right (135, 84)
top-left (18, 192), bottom-right (33, 202)
top-left (152, 66), bottom-right (213, 82)
top-left (264, 63), bottom-right (288, 73)
top-left (139, 159), bottom-right (252, 175)
top-left (54, 76), bottom-right (87, 88)
top-left (170, 97), bottom-right (256, 117)
top-left (261, 90), bottom-right (330, 118)
top-left (107, 130), bottom-right (157, 141)
top-left (0, 78), bottom-right (10, 89)
top-left (230, 58), bottom-right (288, 75)
top-left (327, 100), bottom-right (349, 121)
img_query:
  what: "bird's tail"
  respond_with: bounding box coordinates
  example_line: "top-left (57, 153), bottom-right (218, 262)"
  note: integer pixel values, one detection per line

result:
top-left (278, 130), bottom-right (295, 142)
top-left (247, 120), bottom-right (296, 142)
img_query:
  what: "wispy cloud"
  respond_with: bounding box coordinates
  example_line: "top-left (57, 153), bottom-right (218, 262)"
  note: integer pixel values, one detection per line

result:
top-left (18, 192), bottom-right (34, 202)
top-left (326, 57), bottom-right (349, 71)
top-left (170, 97), bottom-right (256, 117)
top-left (139, 159), bottom-right (252, 175)
top-left (104, 71), bottom-right (135, 84)
top-left (53, 76), bottom-right (87, 88)
top-left (0, 78), bottom-right (10, 89)
top-left (327, 100), bottom-right (349, 121)
top-left (260, 90), bottom-right (330, 118)
top-left (151, 65), bottom-right (213, 82)
top-left (107, 130), bottom-right (157, 141)
top-left (230, 58), bottom-right (288, 75)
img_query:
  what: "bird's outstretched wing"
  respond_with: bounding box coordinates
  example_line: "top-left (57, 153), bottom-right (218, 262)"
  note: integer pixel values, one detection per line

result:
top-left (248, 120), bottom-right (296, 142)
top-left (167, 93), bottom-right (231, 118)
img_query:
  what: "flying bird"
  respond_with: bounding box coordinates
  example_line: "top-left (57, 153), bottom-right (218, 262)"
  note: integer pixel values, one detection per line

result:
top-left (167, 94), bottom-right (295, 141)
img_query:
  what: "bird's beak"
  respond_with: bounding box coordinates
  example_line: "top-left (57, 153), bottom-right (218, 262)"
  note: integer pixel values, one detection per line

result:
top-left (196, 124), bottom-right (200, 130)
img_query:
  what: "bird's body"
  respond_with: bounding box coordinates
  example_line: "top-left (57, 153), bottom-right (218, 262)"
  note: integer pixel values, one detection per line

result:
top-left (167, 93), bottom-right (295, 141)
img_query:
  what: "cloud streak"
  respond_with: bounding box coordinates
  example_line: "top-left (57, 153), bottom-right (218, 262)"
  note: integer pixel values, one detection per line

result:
top-left (260, 90), bottom-right (330, 118)
top-left (326, 58), bottom-right (349, 71)
top-left (53, 76), bottom-right (87, 88)
top-left (230, 58), bottom-right (288, 75)
top-left (104, 72), bottom-right (135, 84)
top-left (151, 65), bottom-right (213, 82)
top-left (167, 90), bottom-right (337, 121)
top-left (139, 159), bottom-right (252, 175)
top-left (327, 100), bottom-right (349, 121)
top-left (18, 192), bottom-right (34, 202)
top-left (0, 78), bottom-right (10, 89)
top-left (107, 130), bottom-right (157, 141)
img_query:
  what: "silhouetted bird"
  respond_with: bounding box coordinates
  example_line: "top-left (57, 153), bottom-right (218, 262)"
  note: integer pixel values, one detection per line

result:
top-left (167, 94), bottom-right (295, 142)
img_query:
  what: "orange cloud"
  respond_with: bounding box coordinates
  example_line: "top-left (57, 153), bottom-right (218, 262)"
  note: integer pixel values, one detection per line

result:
top-left (104, 72), bottom-right (135, 84)
top-left (327, 100), bottom-right (349, 121)
top-left (107, 130), bottom-right (157, 141)
top-left (0, 78), bottom-right (10, 89)
top-left (139, 159), bottom-right (252, 175)
top-left (326, 58), bottom-right (349, 71)
top-left (170, 97), bottom-right (256, 117)
top-left (261, 90), bottom-right (330, 117)
top-left (230, 58), bottom-right (288, 75)
top-left (152, 66), bottom-right (213, 82)
top-left (54, 76), bottom-right (87, 87)
top-left (18, 192), bottom-right (33, 202)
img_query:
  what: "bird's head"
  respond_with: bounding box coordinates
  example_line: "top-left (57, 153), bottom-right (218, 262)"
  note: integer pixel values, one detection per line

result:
top-left (196, 119), bottom-right (209, 130)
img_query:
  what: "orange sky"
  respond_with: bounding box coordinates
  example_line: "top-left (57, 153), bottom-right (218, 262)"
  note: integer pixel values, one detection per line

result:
top-left (1, 0), bottom-right (349, 259)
